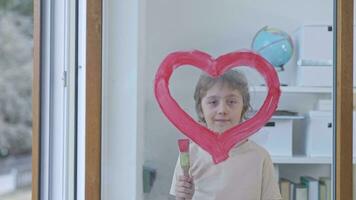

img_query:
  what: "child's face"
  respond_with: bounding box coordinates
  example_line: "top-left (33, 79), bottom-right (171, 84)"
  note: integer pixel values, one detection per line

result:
top-left (201, 82), bottom-right (244, 133)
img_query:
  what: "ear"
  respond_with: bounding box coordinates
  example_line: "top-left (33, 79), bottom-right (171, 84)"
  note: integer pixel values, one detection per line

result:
top-left (199, 106), bottom-right (206, 117)
top-left (199, 111), bottom-right (204, 118)
top-left (241, 106), bottom-right (249, 120)
top-left (197, 109), bottom-right (206, 122)
top-left (241, 110), bottom-right (246, 118)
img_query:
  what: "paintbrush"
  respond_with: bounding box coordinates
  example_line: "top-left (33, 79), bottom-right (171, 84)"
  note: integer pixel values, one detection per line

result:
top-left (178, 139), bottom-right (190, 177)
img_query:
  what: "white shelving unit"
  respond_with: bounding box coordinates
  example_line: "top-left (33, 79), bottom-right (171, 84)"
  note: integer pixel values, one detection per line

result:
top-left (249, 85), bottom-right (338, 183)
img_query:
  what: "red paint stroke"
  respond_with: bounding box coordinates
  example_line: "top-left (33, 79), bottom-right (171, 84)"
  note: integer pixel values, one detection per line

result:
top-left (154, 50), bottom-right (281, 164)
top-left (178, 139), bottom-right (190, 153)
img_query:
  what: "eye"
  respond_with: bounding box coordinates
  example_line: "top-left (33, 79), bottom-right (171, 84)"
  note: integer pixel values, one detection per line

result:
top-left (208, 100), bottom-right (217, 105)
top-left (227, 100), bottom-right (237, 105)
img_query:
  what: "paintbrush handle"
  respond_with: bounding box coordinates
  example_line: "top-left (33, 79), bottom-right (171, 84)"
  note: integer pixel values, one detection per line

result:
top-left (182, 166), bottom-right (189, 177)
top-left (181, 167), bottom-right (190, 200)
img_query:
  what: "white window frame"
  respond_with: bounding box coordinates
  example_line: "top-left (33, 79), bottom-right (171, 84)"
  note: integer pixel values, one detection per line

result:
top-left (77, 0), bottom-right (87, 199)
top-left (40, 0), bottom-right (77, 199)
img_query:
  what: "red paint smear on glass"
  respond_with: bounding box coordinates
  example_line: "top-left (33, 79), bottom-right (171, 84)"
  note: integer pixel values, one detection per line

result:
top-left (154, 50), bottom-right (281, 164)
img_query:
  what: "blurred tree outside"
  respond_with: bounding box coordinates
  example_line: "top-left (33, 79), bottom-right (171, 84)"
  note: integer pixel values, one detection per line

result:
top-left (0, 0), bottom-right (33, 158)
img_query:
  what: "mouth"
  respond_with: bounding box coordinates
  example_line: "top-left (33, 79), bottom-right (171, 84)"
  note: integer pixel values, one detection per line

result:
top-left (214, 119), bottom-right (230, 123)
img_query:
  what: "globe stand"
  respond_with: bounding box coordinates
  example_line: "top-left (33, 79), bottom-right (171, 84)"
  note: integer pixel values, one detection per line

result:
top-left (276, 65), bottom-right (285, 72)
top-left (260, 64), bottom-right (287, 86)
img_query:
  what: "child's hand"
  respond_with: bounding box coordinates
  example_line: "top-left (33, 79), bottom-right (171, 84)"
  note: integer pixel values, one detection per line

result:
top-left (175, 175), bottom-right (194, 200)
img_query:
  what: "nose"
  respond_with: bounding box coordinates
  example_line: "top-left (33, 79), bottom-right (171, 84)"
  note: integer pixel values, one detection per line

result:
top-left (217, 102), bottom-right (228, 115)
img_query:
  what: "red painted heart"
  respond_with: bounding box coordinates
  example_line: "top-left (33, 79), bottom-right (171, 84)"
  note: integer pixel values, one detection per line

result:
top-left (154, 50), bottom-right (281, 164)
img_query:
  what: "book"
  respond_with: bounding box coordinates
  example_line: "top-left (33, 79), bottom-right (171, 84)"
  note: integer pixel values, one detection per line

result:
top-left (294, 183), bottom-right (308, 200)
top-left (301, 176), bottom-right (319, 200)
top-left (319, 181), bottom-right (327, 200)
top-left (274, 165), bottom-right (280, 183)
top-left (289, 181), bottom-right (295, 200)
top-left (319, 177), bottom-right (331, 200)
top-left (279, 178), bottom-right (295, 200)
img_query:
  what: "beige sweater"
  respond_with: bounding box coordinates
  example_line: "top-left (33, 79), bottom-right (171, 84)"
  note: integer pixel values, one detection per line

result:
top-left (170, 140), bottom-right (282, 200)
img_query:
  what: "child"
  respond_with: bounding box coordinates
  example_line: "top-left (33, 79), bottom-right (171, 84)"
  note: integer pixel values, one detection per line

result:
top-left (169, 70), bottom-right (282, 200)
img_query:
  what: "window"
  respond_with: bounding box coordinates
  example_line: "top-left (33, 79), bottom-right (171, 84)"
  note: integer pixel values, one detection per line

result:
top-left (0, 1), bottom-right (33, 199)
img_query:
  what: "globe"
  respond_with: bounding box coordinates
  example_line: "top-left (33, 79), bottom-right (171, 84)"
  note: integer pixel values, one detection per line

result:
top-left (251, 26), bottom-right (293, 70)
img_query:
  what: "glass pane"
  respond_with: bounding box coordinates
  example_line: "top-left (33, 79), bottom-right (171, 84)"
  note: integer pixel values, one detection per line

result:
top-left (102, 1), bottom-right (335, 199)
top-left (0, 0), bottom-right (33, 199)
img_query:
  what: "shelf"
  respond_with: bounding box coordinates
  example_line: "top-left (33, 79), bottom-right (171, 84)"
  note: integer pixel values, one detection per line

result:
top-left (272, 156), bottom-right (332, 164)
top-left (272, 156), bottom-right (356, 164)
top-left (271, 115), bottom-right (304, 120)
top-left (250, 86), bottom-right (333, 93)
top-left (251, 86), bottom-right (356, 93)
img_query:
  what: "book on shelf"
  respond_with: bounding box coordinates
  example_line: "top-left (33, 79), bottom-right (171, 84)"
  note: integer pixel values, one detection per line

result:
top-left (319, 181), bottom-right (327, 200)
top-left (319, 177), bottom-right (331, 200)
top-left (300, 176), bottom-right (319, 200)
top-left (279, 178), bottom-right (289, 200)
top-left (279, 178), bottom-right (295, 200)
top-left (273, 165), bottom-right (279, 183)
top-left (294, 183), bottom-right (307, 200)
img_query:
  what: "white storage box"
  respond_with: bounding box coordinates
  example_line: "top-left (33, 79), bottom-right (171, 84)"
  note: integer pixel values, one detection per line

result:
top-left (250, 117), bottom-right (294, 156)
top-left (296, 66), bottom-right (332, 86)
top-left (296, 25), bottom-right (333, 66)
top-left (305, 111), bottom-right (333, 157)
top-left (296, 25), bottom-right (356, 86)
top-left (316, 99), bottom-right (333, 111)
